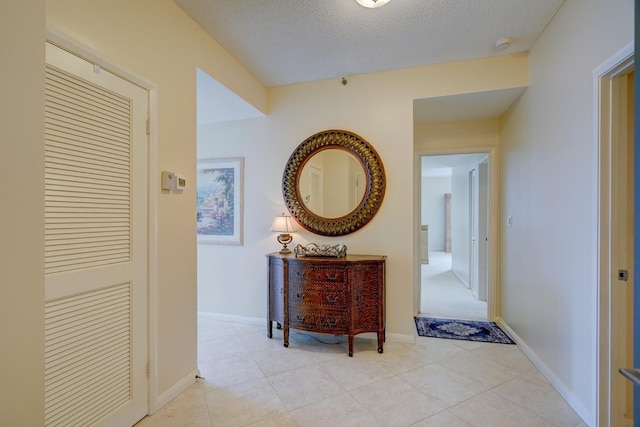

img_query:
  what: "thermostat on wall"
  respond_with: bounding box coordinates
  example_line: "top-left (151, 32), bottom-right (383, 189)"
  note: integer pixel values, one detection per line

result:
top-left (161, 171), bottom-right (186, 191)
top-left (175, 174), bottom-right (186, 191)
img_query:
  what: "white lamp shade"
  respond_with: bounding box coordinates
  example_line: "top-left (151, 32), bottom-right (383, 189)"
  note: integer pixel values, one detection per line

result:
top-left (356, 0), bottom-right (391, 8)
top-left (271, 215), bottom-right (296, 233)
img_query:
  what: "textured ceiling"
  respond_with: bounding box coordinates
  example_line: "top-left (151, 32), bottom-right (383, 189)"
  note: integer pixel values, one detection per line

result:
top-left (175, 0), bottom-right (564, 88)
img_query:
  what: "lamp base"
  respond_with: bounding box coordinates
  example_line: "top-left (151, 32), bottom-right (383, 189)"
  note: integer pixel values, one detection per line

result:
top-left (277, 233), bottom-right (293, 254)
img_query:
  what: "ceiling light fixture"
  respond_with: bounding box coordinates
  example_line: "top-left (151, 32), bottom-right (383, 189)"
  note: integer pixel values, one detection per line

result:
top-left (356, 0), bottom-right (391, 8)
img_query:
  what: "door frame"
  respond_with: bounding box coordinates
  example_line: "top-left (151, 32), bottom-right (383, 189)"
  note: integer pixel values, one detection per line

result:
top-left (414, 146), bottom-right (499, 321)
top-left (594, 40), bottom-right (634, 427)
top-left (46, 28), bottom-right (160, 414)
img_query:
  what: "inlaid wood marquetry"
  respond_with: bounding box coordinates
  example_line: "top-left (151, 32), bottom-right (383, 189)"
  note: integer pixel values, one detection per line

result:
top-left (267, 253), bottom-right (386, 357)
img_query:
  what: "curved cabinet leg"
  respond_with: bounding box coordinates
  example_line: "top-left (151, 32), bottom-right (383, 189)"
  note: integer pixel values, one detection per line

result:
top-left (377, 330), bottom-right (384, 353)
top-left (348, 335), bottom-right (354, 357)
top-left (284, 326), bottom-right (290, 348)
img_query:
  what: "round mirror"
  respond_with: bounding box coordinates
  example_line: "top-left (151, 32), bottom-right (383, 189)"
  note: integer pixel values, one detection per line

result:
top-left (283, 130), bottom-right (386, 236)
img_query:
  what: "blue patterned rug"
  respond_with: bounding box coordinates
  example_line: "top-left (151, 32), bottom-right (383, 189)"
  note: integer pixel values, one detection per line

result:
top-left (414, 317), bottom-right (515, 344)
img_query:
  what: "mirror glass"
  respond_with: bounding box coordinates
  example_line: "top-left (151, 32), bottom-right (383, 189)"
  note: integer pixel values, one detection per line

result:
top-left (297, 149), bottom-right (366, 219)
top-left (282, 129), bottom-right (386, 236)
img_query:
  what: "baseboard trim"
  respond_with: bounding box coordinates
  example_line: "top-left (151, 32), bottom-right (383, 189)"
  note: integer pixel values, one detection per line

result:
top-left (197, 310), bottom-right (263, 325)
top-left (496, 319), bottom-right (591, 425)
top-left (197, 311), bottom-right (415, 344)
top-left (151, 369), bottom-right (198, 414)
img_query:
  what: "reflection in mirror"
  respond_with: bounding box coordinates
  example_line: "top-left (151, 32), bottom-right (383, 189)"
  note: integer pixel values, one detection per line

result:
top-left (298, 149), bottom-right (366, 219)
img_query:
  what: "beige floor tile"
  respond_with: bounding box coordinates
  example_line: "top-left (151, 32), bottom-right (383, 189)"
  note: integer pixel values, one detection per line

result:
top-left (319, 355), bottom-right (395, 390)
top-left (205, 377), bottom-right (286, 427)
top-left (252, 344), bottom-right (317, 377)
top-left (449, 391), bottom-right (556, 427)
top-left (198, 319), bottom-right (241, 342)
top-left (246, 412), bottom-right (298, 427)
top-left (153, 315), bottom-right (589, 427)
top-left (197, 336), bottom-right (250, 364)
top-left (399, 362), bottom-right (489, 407)
top-left (350, 376), bottom-right (444, 427)
top-left (412, 409), bottom-right (471, 427)
top-left (199, 355), bottom-right (265, 390)
top-left (241, 330), bottom-right (288, 354)
top-left (268, 364), bottom-right (345, 410)
top-left (411, 336), bottom-right (468, 362)
top-left (493, 375), bottom-right (582, 426)
top-left (438, 350), bottom-right (521, 388)
top-left (135, 382), bottom-right (211, 427)
top-left (289, 393), bottom-right (382, 427)
top-left (469, 343), bottom-right (535, 374)
top-left (448, 339), bottom-right (489, 351)
top-left (231, 321), bottom-right (265, 335)
top-left (357, 342), bottom-right (432, 375)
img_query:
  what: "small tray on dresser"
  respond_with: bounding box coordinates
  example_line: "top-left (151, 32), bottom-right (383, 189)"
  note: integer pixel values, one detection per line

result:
top-left (293, 243), bottom-right (347, 258)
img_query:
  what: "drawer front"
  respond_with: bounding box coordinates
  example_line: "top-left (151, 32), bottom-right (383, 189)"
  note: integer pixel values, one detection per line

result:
top-left (289, 284), bottom-right (347, 310)
top-left (289, 307), bottom-right (348, 333)
top-left (289, 263), bottom-right (347, 285)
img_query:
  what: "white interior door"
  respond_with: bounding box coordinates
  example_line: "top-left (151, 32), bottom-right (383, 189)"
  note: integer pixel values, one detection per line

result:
top-left (610, 68), bottom-right (634, 427)
top-left (478, 159), bottom-right (489, 302)
top-left (307, 163), bottom-right (323, 215)
top-left (469, 168), bottom-right (479, 298)
top-left (44, 42), bottom-right (149, 427)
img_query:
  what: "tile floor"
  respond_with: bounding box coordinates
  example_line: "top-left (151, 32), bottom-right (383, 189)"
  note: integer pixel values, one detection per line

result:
top-left (136, 315), bottom-right (587, 427)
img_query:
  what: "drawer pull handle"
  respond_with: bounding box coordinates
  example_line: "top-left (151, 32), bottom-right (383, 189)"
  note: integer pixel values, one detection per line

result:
top-left (296, 293), bottom-right (303, 299)
top-left (326, 272), bottom-right (338, 280)
top-left (326, 295), bottom-right (338, 303)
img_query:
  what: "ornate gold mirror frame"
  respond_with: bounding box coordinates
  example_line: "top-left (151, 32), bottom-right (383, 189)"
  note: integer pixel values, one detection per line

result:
top-left (283, 129), bottom-right (386, 236)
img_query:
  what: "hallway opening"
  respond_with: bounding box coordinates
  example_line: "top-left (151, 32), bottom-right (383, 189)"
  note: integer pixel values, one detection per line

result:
top-left (419, 154), bottom-right (489, 321)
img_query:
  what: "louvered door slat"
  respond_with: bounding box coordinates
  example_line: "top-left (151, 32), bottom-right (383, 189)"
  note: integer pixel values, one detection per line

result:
top-left (46, 66), bottom-right (130, 106)
top-left (46, 136), bottom-right (130, 164)
top-left (45, 282), bottom-right (131, 427)
top-left (45, 63), bottom-right (132, 276)
top-left (46, 126), bottom-right (130, 153)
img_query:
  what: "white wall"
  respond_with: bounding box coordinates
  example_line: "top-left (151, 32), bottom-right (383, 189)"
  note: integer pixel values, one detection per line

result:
top-left (421, 175), bottom-right (451, 251)
top-left (46, 0), bottom-right (267, 399)
top-left (0, 1), bottom-right (45, 424)
top-left (198, 64), bottom-right (522, 340)
top-left (499, 0), bottom-right (633, 422)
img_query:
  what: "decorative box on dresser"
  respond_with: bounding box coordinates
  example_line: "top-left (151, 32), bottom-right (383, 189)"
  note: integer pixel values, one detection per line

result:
top-left (267, 253), bottom-right (386, 357)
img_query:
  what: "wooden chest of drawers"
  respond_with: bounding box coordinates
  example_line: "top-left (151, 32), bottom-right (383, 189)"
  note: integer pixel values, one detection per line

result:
top-left (267, 253), bottom-right (386, 357)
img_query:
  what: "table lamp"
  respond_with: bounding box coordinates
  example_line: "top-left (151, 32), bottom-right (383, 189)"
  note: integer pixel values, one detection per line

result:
top-left (271, 213), bottom-right (296, 254)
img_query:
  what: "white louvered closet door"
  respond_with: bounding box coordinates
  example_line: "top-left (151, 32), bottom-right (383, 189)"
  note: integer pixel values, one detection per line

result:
top-left (44, 42), bottom-right (148, 427)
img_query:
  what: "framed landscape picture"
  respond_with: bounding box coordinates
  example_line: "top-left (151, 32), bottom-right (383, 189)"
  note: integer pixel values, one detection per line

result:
top-left (196, 157), bottom-right (244, 245)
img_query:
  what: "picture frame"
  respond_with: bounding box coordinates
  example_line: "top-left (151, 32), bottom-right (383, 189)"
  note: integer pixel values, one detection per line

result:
top-left (196, 157), bottom-right (244, 245)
